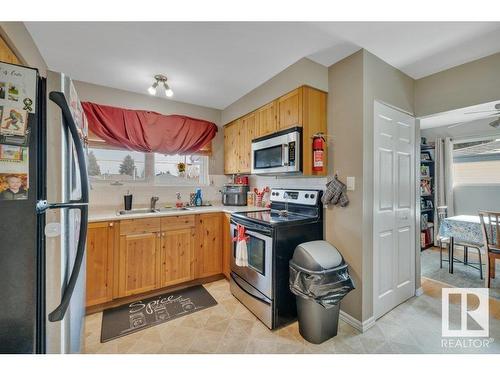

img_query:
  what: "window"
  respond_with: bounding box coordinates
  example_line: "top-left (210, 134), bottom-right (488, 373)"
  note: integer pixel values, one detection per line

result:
top-left (453, 138), bottom-right (500, 185)
top-left (88, 147), bottom-right (209, 186)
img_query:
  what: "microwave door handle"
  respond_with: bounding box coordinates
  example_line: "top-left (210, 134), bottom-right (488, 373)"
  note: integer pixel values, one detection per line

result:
top-left (282, 143), bottom-right (289, 166)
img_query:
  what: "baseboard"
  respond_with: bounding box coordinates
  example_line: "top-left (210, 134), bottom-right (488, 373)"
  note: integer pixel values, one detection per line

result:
top-left (415, 287), bottom-right (424, 296)
top-left (339, 310), bottom-right (376, 333)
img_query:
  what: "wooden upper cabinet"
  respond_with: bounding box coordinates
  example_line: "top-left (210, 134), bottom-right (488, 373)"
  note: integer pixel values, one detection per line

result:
top-left (195, 213), bottom-right (223, 278)
top-left (118, 231), bottom-right (160, 297)
top-left (224, 121), bottom-right (239, 174)
top-left (159, 227), bottom-right (194, 288)
top-left (0, 36), bottom-right (21, 65)
top-left (256, 100), bottom-right (277, 138)
top-left (86, 221), bottom-right (116, 307)
top-left (239, 113), bottom-right (256, 173)
top-left (302, 86), bottom-right (328, 176)
top-left (278, 88), bottom-right (303, 130)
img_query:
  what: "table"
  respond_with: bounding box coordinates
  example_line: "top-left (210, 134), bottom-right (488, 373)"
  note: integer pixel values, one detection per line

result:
top-left (438, 215), bottom-right (485, 275)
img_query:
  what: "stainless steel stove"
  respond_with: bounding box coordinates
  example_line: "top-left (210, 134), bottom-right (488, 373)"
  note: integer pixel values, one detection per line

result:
top-left (230, 188), bottom-right (323, 329)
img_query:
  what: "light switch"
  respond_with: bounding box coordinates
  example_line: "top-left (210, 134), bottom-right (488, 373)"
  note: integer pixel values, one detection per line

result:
top-left (346, 176), bottom-right (355, 191)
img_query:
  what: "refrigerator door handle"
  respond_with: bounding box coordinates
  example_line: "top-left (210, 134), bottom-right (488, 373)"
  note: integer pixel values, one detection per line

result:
top-left (45, 91), bottom-right (89, 322)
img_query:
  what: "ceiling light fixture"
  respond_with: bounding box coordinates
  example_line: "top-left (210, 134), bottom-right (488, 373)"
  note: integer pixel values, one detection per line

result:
top-left (148, 74), bottom-right (173, 98)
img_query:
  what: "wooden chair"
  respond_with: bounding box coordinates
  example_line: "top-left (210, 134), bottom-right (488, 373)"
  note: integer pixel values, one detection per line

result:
top-left (479, 211), bottom-right (500, 288)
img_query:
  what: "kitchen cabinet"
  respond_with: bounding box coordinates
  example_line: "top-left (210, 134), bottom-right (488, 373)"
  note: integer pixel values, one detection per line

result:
top-left (224, 120), bottom-right (239, 174)
top-left (240, 113), bottom-right (256, 173)
top-left (223, 85), bottom-right (327, 177)
top-left (278, 88), bottom-right (303, 131)
top-left (117, 218), bottom-right (161, 297)
top-left (87, 213), bottom-right (227, 310)
top-left (0, 36), bottom-right (21, 65)
top-left (159, 216), bottom-right (195, 288)
top-left (86, 221), bottom-right (117, 307)
top-left (195, 213), bottom-right (223, 278)
top-left (222, 213), bottom-right (232, 279)
top-left (256, 100), bottom-right (278, 137)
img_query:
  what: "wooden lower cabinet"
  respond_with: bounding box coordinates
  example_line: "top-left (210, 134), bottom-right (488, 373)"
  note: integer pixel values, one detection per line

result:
top-left (86, 221), bottom-right (117, 307)
top-left (195, 213), bottom-right (223, 278)
top-left (86, 214), bottom-right (227, 309)
top-left (159, 227), bottom-right (195, 288)
top-left (118, 232), bottom-right (160, 297)
top-left (222, 213), bottom-right (232, 279)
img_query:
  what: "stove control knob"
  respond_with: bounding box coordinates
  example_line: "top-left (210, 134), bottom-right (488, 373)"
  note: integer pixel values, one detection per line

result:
top-left (305, 194), bottom-right (309, 198)
top-left (310, 194), bottom-right (315, 199)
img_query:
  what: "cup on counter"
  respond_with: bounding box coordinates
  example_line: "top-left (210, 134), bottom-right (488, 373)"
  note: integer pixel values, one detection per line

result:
top-left (247, 191), bottom-right (255, 206)
top-left (124, 192), bottom-right (133, 211)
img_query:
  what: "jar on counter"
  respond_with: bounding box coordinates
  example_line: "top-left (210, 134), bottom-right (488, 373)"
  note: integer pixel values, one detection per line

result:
top-left (247, 191), bottom-right (255, 206)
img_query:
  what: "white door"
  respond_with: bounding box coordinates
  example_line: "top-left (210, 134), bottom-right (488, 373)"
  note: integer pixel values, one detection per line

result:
top-left (373, 101), bottom-right (416, 319)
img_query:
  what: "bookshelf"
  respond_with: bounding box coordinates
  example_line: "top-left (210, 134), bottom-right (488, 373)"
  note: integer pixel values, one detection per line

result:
top-left (420, 144), bottom-right (435, 250)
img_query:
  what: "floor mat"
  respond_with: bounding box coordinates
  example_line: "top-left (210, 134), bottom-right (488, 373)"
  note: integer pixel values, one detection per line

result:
top-left (100, 285), bottom-right (217, 342)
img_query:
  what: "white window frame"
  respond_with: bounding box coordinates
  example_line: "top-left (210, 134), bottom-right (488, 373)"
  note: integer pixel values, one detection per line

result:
top-left (88, 145), bottom-right (210, 187)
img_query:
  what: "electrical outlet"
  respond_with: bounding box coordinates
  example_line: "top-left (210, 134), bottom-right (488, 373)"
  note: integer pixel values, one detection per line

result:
top-left (347, 176), bottom-right (355, 191)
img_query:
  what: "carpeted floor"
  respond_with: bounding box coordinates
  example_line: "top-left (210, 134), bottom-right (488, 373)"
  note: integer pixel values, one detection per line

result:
top-left (421, 246), bottom-right (500, 299)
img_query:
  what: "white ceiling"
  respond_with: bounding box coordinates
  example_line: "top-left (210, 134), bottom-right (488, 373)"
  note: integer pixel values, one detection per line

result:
top-left (420, 100), bottom-right (500, 129)
top-left (25, 22), bottom-right (500, 109)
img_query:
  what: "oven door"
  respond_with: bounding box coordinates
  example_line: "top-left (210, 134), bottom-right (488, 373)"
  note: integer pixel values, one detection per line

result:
top-left (251, 128), bottom-right (301, 175)
top-left (230, 221), bottom-right (272, 298)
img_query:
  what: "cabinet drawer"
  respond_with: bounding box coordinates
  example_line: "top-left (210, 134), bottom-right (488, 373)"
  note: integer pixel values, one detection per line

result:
top-left (161, 215), bottom-right (195, 230)
top-left (120, 218), bottom-right (161, 235)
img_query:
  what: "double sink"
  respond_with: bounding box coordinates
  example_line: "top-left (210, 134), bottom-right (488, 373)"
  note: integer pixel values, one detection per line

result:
top-left (117, 206), bottom-right (210, 216)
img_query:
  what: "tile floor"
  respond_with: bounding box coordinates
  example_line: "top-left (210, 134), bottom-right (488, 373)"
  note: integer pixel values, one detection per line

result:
top-left (83, 278), bottom-right (500, 354)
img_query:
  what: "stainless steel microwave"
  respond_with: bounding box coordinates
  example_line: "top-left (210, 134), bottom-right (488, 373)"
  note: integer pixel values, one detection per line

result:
top-left (251, 127), bottom-right (301, 175)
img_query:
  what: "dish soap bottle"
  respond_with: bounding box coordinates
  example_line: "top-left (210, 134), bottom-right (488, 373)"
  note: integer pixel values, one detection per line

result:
top-left (194, 188), bottom-right (202, 206)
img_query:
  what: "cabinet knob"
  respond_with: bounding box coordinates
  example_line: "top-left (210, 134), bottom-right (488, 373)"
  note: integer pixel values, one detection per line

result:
top-left (109, 222), bottom-right (114, 227)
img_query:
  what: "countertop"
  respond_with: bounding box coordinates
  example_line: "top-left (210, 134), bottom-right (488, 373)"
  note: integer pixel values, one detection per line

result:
top-left (88, 204), bottom-right (269, 223)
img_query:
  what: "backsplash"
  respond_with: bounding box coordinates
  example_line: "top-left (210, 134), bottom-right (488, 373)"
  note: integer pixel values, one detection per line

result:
top-left (249, 175), bottom-right (327, 191)
top-left (89, 173), bottom-right (328, 211)
top-left (89, 174), bottom-right (229, 210)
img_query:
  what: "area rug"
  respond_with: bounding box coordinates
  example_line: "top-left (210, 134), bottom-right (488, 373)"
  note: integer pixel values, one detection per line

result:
top-left (100, 285), bottom-right (217, 342)
top-left (421, 247), bottom-right (500, 300)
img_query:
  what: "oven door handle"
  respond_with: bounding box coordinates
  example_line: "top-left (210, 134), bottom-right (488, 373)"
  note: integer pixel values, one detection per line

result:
top-left (231, 273), bottom-right (271, 305)
top-left (230, 218), bottom-right (272, 236)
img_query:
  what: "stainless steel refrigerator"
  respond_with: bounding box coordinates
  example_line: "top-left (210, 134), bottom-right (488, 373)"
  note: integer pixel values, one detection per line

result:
top-left (0, 62), bottom-right (89, 353)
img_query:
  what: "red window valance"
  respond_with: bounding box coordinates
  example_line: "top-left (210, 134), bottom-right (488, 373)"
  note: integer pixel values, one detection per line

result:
top-left (82, 102), bottom-right (218, 154)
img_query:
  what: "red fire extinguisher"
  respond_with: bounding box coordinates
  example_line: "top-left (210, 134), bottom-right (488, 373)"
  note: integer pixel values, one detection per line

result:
top-left (312, 133), bottom-right (325, 172)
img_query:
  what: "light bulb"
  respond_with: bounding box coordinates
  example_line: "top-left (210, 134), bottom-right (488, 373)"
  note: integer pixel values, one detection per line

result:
top-left (164, 82), bottom-right (173, 97)
top-left (148, 82), bottom-right (158, 95)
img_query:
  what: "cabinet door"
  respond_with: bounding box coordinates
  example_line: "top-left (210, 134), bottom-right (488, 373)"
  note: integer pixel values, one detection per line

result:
top-left (195, 213), bottom-right (223, 278)
top-left (0, 36), bottom-right (21, 65)
top-left (86, 221), bottom-right (115, 307)
top-left (159, 228), bottom-right (194, 288)
top-left (222, 213), bottom-right (232, 279)
top-left (256, 101), bottom-right (277, 137)
top-left (278, 88), bottom-right (303, 130)
top-left (224, 121), bottom-right (238, 174)
top-left (240, 113), bottom-right (256, 173)
top-left (118, 232), bottom-right (159, 297)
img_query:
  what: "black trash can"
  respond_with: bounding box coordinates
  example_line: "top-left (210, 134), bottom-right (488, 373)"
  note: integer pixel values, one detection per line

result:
top-left (289, 240), bottom-right (355, 344)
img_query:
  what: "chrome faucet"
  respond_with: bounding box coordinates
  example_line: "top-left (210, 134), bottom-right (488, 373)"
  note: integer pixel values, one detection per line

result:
top-left (150, 196), bottom-right (159, 211)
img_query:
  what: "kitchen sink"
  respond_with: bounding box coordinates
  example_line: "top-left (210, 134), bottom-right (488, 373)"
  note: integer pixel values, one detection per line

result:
top-left (117, 207), bottom-right (192, 215)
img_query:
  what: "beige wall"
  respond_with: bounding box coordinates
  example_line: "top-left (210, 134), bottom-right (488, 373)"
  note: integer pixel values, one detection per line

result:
top-left (0, 22), bottom-right (47, 75)
top-left (221, 58), bottom-right (328, 124)
top-left (326, 49), bottom-right (415, 322)
top-left (74, 80), bottom-right (224, 175)
top-left (326, 50), bottom-right (364, 321)
top-left (415, 52), bottom-right (500, 117)
top-left (361, 50), bottom-right (415, 321)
